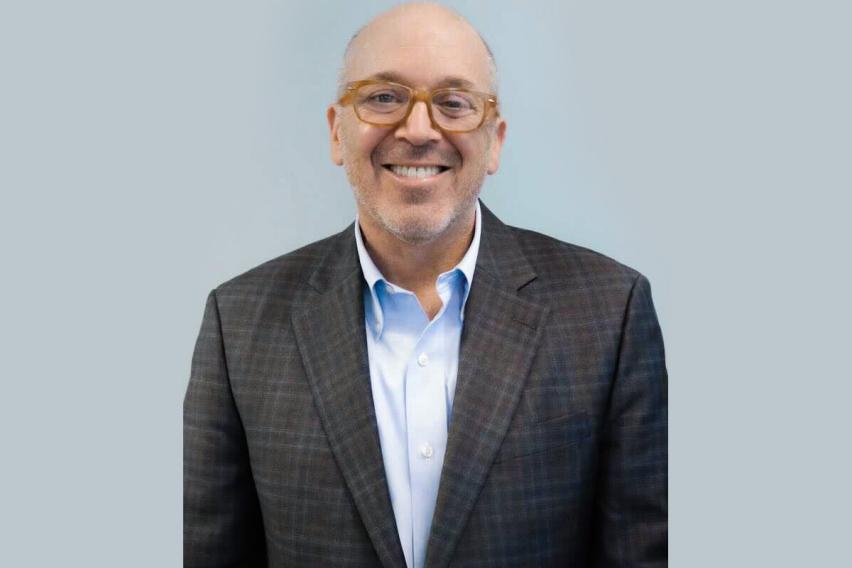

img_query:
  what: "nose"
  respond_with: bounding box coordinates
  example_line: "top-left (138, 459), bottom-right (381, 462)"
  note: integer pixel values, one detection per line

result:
top-left (394, 101), bottom-right (442, 145)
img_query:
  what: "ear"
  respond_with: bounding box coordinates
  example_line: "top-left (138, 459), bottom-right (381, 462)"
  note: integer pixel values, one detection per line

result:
top-left (327, 105), bottom-right (344, 166)
top-left (486, 118), bottom-right (507, 175)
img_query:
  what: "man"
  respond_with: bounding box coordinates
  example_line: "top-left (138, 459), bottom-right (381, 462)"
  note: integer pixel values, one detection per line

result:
top-left (184, 3), bottom-right (667, 567)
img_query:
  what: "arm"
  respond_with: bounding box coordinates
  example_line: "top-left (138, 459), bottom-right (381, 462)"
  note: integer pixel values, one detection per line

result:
top-left (184, 290), bottom-right (266, 567)
top-left (593, 274), bottom-right (668, 567)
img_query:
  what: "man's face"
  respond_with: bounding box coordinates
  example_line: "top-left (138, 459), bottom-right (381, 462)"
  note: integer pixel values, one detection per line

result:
top-left (327, 9), bottom-right (506, 245)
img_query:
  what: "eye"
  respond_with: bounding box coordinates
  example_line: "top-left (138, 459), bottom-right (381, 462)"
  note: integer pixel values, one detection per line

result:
top-left (433, 92), bottom-right (478, 115)
top-left (369, 91), bottom-right (402, 104)
top-left (441, 97), bottom-right (470, 109)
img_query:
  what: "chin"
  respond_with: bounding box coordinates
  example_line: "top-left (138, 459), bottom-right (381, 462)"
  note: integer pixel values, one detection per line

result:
top-left (382, 215), bottom-right (450, 245)
top-left (354, 181), bottom-right (480, 245)
top-left (367, 202), bottom-right (454, 244)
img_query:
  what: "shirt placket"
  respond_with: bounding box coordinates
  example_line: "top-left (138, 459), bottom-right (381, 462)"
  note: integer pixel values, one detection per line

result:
top-left (404, 274), bottom-right (455, 568)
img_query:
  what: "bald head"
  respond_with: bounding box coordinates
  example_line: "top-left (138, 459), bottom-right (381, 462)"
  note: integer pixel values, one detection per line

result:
top-left (337, 3), bottom-right (498, 97)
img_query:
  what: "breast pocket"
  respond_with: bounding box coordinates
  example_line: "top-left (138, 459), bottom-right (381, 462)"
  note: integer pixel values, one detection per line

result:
top-left (493, 412), bottom-right (593, 463)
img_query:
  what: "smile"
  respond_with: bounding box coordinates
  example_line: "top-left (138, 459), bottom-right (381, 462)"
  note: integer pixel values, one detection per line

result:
top-left (382, 164), bottom-right (451, 179)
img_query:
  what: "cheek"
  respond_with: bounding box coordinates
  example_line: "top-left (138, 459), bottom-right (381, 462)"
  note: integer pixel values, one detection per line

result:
top-left (457, 140), bottom-right (489, 171)
top-left (450, 130), bottom-right (490, 165)
top-left (341, 123), bottom-right (385, 162)
top-left (337, 122), bottom-right (360, 157)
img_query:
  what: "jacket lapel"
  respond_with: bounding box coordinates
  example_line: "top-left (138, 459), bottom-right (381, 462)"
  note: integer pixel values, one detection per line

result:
top-left (291, 226), bottom-right (407, 568)
top-left (425, 203), bottom-right (549, 568)
top-left (290, 203), bottom-right (547, 568)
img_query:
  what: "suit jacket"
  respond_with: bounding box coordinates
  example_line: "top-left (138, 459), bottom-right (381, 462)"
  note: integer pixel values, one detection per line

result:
top-left (184, 202), bottom-right (668, 567)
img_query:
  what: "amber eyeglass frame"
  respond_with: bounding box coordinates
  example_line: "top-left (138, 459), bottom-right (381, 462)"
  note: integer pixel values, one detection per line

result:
top-left (338, 80), bottom-right (500, 134)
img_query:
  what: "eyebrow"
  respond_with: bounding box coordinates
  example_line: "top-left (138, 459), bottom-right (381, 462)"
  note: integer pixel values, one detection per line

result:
top-left (365, 71), bottom-right (478, 90)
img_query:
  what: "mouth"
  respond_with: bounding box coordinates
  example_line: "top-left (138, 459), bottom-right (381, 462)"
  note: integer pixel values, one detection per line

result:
top-left (381, 164), bottom-right (451, 180)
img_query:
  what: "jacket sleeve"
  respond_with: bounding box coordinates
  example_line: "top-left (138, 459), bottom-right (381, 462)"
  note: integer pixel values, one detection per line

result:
top-left (184, 290), bottom-right (267, 567)
top-left (593, 274), bottom-right (668, 567)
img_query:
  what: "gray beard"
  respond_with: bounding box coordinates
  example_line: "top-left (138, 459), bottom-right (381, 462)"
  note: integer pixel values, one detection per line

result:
top-left (352, 187), bottom-right (479, 245)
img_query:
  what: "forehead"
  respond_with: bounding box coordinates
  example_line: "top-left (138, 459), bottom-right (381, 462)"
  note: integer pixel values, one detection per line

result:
top-left (346, 17), bottom-right (492, 91)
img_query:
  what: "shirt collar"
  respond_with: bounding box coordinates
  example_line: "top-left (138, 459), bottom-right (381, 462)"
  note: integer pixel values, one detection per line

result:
top-left (454, 200), bottom-right (482, 296)
top-left (354, 200), bottom-right (482, 334)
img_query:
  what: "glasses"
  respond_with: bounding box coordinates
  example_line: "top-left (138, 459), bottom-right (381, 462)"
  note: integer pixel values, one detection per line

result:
top-left (338, 80), bottom-right (499, 134)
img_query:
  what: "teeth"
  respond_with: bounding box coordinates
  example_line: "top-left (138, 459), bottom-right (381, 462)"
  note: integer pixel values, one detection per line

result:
top-left (390, 165), bottom-right (443, 178)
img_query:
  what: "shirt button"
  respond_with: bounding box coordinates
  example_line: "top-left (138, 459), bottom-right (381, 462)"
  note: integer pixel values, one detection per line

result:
top-left (417, 353), bottom-right (429, 367)
top-left (420, 443), bottom-right (434, 459)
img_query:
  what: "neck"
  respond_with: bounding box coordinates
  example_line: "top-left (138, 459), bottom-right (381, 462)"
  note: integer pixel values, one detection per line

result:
top-left (358, 207), bottom-right (476, 293)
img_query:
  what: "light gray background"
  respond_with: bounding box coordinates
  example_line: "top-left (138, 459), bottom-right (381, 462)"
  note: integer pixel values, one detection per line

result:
top-left (1, 1), bottom-right (849, 566)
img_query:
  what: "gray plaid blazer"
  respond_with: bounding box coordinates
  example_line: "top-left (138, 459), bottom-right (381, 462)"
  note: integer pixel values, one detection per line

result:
top-left (184, 201), bottom-right (668, 567)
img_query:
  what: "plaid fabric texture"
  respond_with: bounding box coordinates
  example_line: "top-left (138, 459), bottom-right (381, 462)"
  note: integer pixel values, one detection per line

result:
top-left (184, 201), bottom-right (668, 567)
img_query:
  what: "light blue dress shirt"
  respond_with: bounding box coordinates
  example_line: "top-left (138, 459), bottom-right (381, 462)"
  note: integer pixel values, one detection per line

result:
top-left (354, 202), bottom-right (482, 568)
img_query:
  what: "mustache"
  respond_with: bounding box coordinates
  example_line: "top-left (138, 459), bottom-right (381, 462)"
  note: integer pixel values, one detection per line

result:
top-left (375, 144), bottom-right (459, 167)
